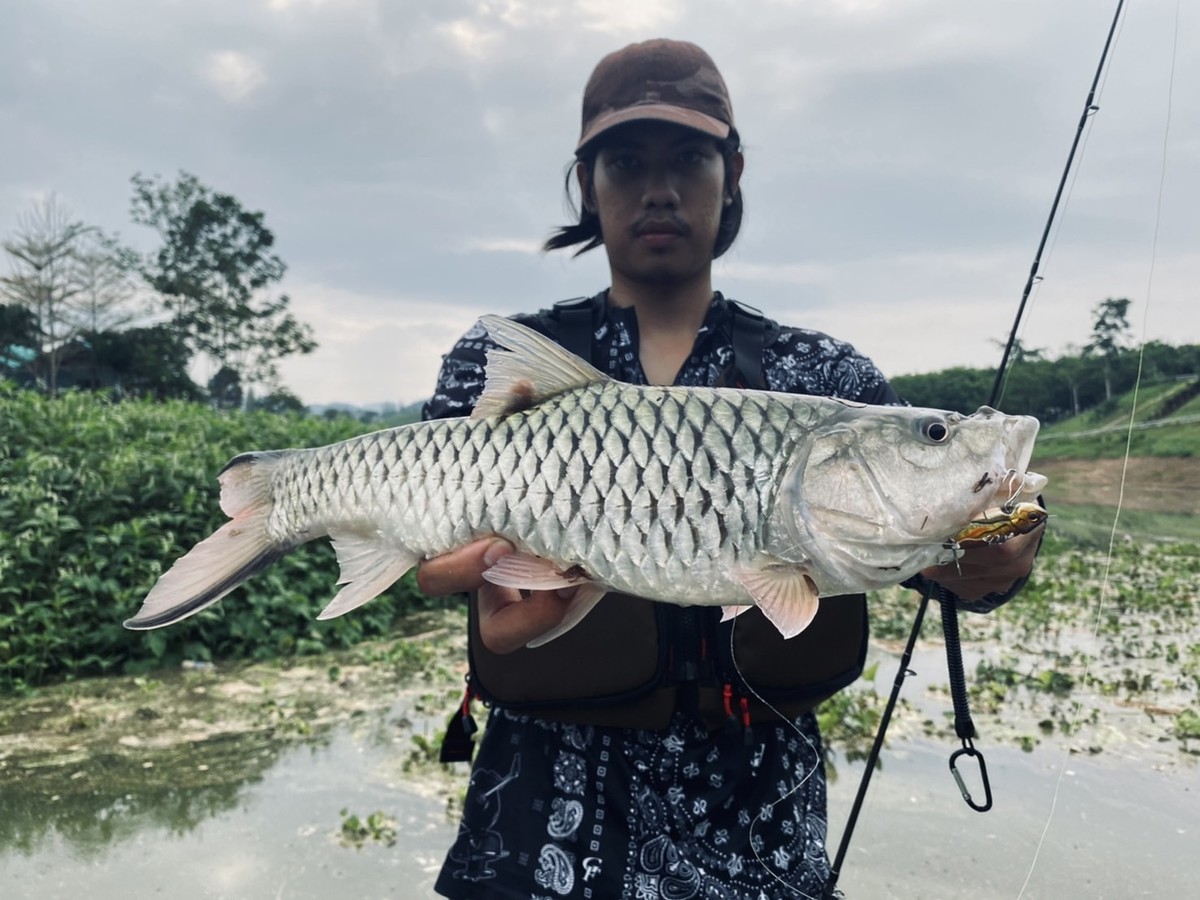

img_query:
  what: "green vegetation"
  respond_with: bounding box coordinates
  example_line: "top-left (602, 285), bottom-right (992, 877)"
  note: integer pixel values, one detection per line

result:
top-left (864, 531), bottom-right (1200, 757)
top-left (1033, 376), bottom-right (1200, 458)
top-left (1035, 503), bottom-right (1200, 547)
top-left (338, 808), bottom-right (398, 848)
top-left (892, 338), bottom-right (1199, 429)
top-left (0, 383), bottom-right (440, 693)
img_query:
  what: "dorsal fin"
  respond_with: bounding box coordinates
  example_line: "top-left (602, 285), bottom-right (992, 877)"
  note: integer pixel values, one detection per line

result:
top-left (472, 314), bottom-right (610, 419)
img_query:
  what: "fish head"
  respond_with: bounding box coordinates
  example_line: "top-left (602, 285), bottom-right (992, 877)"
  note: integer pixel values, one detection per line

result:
top-left (777, 404), bottom-right (1046, 582)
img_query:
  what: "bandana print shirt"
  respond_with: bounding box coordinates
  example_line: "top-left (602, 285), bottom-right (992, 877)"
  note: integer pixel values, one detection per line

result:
top-left (422, 292), bottom-right (898, 422)
top-left (424, 293), bottom-right (896, 900)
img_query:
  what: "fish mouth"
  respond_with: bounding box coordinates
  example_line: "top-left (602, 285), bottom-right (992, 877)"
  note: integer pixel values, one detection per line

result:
top-left (1001, 412), bottom-right (1038, 472)
top-left (987, 409), bottom-right (1046, 504)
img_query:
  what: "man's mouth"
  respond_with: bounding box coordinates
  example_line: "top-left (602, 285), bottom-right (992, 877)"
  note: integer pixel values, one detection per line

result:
top-left (634, 218), bottom-right (688, 248)
top-left (634, 218), bottom-right (686, 237)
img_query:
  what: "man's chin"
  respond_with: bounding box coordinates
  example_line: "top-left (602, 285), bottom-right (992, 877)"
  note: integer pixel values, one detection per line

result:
top-left (626, 261), bottom-right (707, 286)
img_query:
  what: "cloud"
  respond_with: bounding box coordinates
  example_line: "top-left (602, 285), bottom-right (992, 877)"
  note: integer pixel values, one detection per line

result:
top-left (575, 0), bottom-right (684, 35)
top-left (273, 280), bottom-right (495, 406)
top-left (716, 259), bottom-right (834, 287)
top-left (460, 237), bottom-right (545, 255)
top-left (1, 0), bottom-right (1195, 409)
top-left (435, 0), bottom-right (684, 59)
top-left (201, 51), bottom-right (267, 103)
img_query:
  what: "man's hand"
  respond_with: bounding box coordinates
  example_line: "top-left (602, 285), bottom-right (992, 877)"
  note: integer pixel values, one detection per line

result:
top-left (920, 525), bottom-right (1044, 602)
top-left (416, 538), bottom-right (576, 654)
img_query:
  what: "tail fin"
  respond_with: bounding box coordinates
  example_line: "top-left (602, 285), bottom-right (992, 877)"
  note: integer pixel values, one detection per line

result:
top-left (123, 452), bottom-right (291, 630)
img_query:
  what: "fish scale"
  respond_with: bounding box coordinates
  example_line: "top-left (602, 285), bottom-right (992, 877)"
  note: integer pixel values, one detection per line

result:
top-left (124, 314), bottom-right (1046, 644)
top-left (398, 380), bottom-right (769, 593)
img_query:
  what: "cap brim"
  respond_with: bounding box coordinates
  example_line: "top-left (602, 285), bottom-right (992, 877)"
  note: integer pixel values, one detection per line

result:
top-left (577, 104), bottom-right (731, 153)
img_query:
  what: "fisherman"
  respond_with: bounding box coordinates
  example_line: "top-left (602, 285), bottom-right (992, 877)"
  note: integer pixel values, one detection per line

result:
top-left (418, 38), bottom-right (1044, 899)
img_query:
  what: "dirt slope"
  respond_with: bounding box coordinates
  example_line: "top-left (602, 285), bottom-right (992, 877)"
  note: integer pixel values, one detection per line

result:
top-left (1034, 457), bottom-right (1200, 514)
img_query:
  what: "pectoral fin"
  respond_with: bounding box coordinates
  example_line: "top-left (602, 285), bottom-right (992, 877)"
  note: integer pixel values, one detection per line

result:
top-left (480, 552), bottom-right (609, 648)
top-left (735, 564), bottom-right (821, 639)
top-left (482, 552), bottom-right (592, 591)
top-left (524, 584), bottom-right (608, 649)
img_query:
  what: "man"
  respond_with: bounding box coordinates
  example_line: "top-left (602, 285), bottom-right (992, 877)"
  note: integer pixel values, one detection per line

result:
top-left (419, 38), bottom-right (1042, 899)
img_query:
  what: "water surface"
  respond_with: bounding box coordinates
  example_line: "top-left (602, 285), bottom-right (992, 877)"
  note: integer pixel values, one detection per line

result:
top-left (3, 649), bottom-right (1196, 899)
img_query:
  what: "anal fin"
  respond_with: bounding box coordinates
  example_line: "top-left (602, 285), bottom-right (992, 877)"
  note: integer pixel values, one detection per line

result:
top-left (317, 532), bottom-right (418, 620)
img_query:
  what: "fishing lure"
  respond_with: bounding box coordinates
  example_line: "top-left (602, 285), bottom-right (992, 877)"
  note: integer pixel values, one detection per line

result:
top-left (951, 502), bottom-right (1048, 548)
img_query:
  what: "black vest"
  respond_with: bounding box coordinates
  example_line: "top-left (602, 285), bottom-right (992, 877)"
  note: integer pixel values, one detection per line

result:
top-left (465, 295), bottom-right (869, 730)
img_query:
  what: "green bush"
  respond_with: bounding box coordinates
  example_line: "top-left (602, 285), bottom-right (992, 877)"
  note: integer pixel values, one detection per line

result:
top-left (0, 384), bottom-right (439, 691)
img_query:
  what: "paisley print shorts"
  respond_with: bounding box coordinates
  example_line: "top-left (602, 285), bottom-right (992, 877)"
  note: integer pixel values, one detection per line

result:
top-left (434, 709), bottom-right (833, 899)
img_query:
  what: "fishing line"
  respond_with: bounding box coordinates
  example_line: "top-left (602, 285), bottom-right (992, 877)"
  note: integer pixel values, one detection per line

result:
top-left (1016, 0), bottom-right (1180, 893)
top-left (729, 614), bottom-right (825, 900)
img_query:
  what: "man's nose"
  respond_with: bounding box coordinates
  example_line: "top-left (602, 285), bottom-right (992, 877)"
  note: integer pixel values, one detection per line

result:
top-left (642, 166), bottom-right (680, 208)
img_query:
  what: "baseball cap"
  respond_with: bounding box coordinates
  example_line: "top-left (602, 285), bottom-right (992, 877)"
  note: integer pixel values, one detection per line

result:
top-left (576, 39), bottom-right (735, 154)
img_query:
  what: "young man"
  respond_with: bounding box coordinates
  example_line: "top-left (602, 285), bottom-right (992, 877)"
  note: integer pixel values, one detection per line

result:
top-left (419, 39), bottom-right (1042, 899)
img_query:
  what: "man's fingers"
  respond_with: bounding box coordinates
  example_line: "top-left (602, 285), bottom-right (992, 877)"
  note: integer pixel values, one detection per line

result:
top-left (477, 584), bottom-right (576, 654)
top-left (415, 538), bottom-right (514, 596)
top-left (922, 526), bottom-right (1044, 601)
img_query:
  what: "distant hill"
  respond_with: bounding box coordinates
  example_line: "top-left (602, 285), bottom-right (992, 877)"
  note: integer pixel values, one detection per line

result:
top-left (306, 400), bottom-right (424, 426)
top-left (890, 342), bottom-right (1200, 429)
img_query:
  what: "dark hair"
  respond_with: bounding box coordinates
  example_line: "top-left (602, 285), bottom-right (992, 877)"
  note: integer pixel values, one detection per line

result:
top-left (542, 130), bottom-right (744, 260)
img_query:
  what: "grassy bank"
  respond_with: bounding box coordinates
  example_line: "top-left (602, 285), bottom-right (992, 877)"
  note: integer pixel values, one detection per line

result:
top-left (0, 385), bottom-right (440, 692)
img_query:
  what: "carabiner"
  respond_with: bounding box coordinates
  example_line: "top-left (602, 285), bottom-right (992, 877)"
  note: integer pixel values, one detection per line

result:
top-left (948, 738), bottom-right (993, 812)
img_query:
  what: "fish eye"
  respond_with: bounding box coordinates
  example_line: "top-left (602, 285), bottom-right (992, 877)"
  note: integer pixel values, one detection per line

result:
top-left (918, 416), bottom-right (952, 444)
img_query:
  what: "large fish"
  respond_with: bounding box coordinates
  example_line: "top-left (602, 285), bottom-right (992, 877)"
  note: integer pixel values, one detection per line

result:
top-left (124, 315), bottom-right (1046, 646)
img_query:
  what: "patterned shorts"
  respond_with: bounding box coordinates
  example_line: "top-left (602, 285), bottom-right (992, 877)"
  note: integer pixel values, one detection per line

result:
top-left (434, 708), bottom-right (832, 899)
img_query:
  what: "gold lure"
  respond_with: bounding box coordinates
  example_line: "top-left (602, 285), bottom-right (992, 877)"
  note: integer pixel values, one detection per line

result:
top-left (952, 502), bottom-right (1048, 548)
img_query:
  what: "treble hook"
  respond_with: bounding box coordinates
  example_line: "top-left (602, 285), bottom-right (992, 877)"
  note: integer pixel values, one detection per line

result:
top-left (1000, 468), bottom-right (1024, 512)
top-left (949, 738), bottom-right (993, 813)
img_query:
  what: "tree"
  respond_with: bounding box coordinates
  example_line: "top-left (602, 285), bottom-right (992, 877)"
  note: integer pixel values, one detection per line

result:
top-left (130, 172), bottom-right (317, 400)
top-left (207, 365), bottom-right (244, 409)
top-left (75, 234), bottom-right (140, 334)
top-left (87, 324), bottom-right (203, 400)
top-left (1083, 297), bottom-right (1132, 401)
top-left (1, 196), bottom-right (92, 394)
top-left (248, 387), bottom-right (305, 414)
top-left (890, 366), bottom-right (994, 414)
top-left (991, 335), bottom-right (1045, 365)
top-left (0, 196), bottom-right (141, 395)
top-left (1053, 345), bottom-right (1093, 417)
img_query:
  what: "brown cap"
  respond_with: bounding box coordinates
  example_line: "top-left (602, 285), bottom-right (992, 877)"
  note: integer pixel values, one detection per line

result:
top-left (576, 39), bottom-right (735, 154)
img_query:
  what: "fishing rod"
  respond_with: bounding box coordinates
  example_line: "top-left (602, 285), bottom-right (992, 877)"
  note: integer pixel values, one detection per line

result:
top-left (822, 1), bottom-right (1128, 895)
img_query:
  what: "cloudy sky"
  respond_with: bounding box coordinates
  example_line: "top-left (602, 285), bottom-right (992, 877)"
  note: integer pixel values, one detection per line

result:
top-left (2, 0), bottom-right (1196, 408)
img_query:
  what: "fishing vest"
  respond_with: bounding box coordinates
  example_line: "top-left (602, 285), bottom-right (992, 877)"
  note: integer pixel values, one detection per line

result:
top-left (455, 295), bottom-right (869, 738)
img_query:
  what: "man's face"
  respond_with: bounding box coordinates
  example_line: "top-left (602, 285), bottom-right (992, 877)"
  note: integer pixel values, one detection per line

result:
top-left (582, 120), bottom-right (739, 287)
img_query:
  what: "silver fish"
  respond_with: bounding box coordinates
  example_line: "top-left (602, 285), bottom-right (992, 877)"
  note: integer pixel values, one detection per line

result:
top-left (124, 315), bottom-right (1047, 645)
